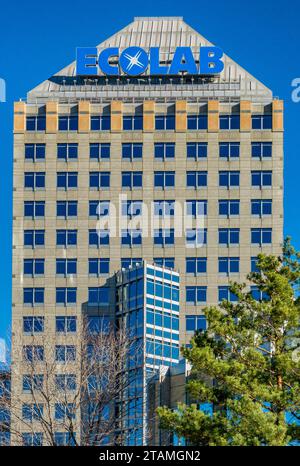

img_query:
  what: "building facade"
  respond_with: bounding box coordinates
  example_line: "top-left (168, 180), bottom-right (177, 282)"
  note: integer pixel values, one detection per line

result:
top-left (12, 16), bottom-right (283, 444)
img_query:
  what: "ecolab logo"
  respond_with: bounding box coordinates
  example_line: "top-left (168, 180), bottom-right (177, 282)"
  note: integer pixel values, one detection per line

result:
top-left (76, 46), bottom-right (224, 76)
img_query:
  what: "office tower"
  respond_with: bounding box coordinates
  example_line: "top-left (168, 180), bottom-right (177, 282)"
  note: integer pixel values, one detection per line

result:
top-left (12, 17), bottom-right (283, 444)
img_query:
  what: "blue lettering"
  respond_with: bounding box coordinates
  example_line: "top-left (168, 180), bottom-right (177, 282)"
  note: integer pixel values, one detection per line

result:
top-left (98, 47), bottom-right (119, 76)
top-left (76, 47), bottom-right (98, 75)
top-left (200, 46), bottom-right (224, 74)
top-left (149, 48), bottom-right (168, 75)
top-left (168, 47), bottom-right (198, 75)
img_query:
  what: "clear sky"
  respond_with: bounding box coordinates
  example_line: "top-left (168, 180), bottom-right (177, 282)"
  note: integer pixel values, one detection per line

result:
top-left (0, 0), bottom-right (299, 343)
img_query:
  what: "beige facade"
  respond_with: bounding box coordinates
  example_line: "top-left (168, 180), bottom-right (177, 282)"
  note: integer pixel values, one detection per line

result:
top-left (11, 17), bottom-right (283, 444)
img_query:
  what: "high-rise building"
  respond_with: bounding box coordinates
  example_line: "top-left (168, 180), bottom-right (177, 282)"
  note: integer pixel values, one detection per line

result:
top-left (113, 261), bottom-right (180, 445)
top-left (12, 16), bottom-right (283, 445)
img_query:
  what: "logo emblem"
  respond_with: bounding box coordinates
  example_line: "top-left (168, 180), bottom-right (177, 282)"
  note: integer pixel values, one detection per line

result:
top-left (119, 47), bottom-right (148, 76)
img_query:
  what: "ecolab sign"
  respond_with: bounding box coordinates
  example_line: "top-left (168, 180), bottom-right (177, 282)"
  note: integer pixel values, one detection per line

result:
top-left (76, 46), bottom-right (224, 76)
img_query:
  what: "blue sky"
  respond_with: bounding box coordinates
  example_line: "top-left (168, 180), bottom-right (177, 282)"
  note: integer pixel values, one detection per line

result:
top-left (0, 0), bottom-right (299, 343)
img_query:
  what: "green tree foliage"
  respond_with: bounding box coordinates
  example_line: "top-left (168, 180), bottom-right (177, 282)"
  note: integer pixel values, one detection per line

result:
top-left (158, 239), bottom-right (300, 445)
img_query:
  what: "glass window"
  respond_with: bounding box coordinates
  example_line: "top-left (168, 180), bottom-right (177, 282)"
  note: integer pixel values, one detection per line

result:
top-left (88, 258), bottom-right (110, 275)
top-left (26, 116), bottom-right (46, 131)
top-left (186, 171), bottom-right (207, 188)
top-left (186, 228), bottom-right (207, 247)
top-left (219, 114), bottom-right (240, 130)
top-left (153, 257), bottom-right (175, 269)
top-left (122, 143), bottom-right (143, 160)
top-left (121, 229), bottom-right (142, 247)
top-left (154, 229), bottom-right (175, 246)
top-left (154, 171), bottom-right (175, 188)
top-left (218, 257), bottom-right (240, 274)
top-left (186, 142), bottom-right (207, 159)
top-left (251, 142), bottom-right (272, 158)
top-left (186, 200), bottom-right (207, 217)
top-left (251, 115), bottom-right (272, 130)
top-left (57, 172), bottom-right (78, 189)
top-left (89, 229), bottom-right (110, 247)
top-left (123, 115), bottom-right (143, 130)
top-left (122, 171), bottom-right (143, 189)
top-left (24, 230), bottom-right (45, 248)
top-left (218, 286), bottom-right (238, 302)
top-left (58, 116), bottom-right (78, 131)
top-left (186, 257), bottom-right (207, 274)
top-left (57, 143), bottom-right (78, 161)
top-left (56, 316), bottom-right (77, 333)
top-left (154, 143), bottom-right (175, 160)
top-left (90, 115), bottom-right (110, 131)
top-left (23, 316), bottom-right (44, 333)
top-left (56, 201), bottom-right (77, 218)
top-left (56, 288), bottom-right (77, 305)
top-left (251, 228), bottom-right (272, 245)
top-left (24, 201), bottom-right (45, 218)
top-left (89, 143), bottom-right (110, 160)
top-left (251, 199), bottom-right (272, 216)
top-left (251, 171), bottom-right (272, 187)
top-left (155, 115), bottom-right (175, 130)
top-left (219, 171), bottom-right (240, 187)
top-left (25, 143), bottom-right (45, 161)
top-left (186, 286), bottom-right (207, 304)
top-left (186, 315), bottom-right (207, 331)
top-left (24, 172), bottom-right (45, 190)
top-left (219, 200), bottom-right (240, 216)
top-left (89, 172), bottom-right (110, 189)
top-left (187, 115), bottom-right (208, 130)
top-left (219, 228), bottom-right (240, 245)
top-left (56, 229), bottom-right (77, 247)
top-left (219, 142), bottom-right (240, 159)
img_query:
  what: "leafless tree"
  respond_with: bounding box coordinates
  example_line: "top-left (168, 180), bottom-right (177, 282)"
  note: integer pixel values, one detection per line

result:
top-left (3, 318), bottom-right (146, 446)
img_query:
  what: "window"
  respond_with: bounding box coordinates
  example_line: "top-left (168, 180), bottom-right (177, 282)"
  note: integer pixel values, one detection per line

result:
top-left (186, 200), bottom-right (207, 217)
top-left (57, 143), bottom-right (78, 161)
top-left (186, 228), bottom-right (207, 247)
top-left (58, 116), bottom-right (78, 131)
top-left (89, 229), bottom-right (110, 247)
top-left (23, 316), bottom-right (44, 333)
top-left (251, 115), bottom-right (272, 130)
top-left (121, 229), bottom-right (142, 247)
top-left (154, 229), bottom-right (174, 246)
top-left (25, 143), bottom-right (45, 161)
top-left (219, 142), bottom-right (240, 159)
top-left (90, 143), bottom-right (110, 160)
top-left (186, 257), bottom-right (207, 274)
top-left (153, 257), bottom-right (175, 269)
top-left (186, 142), bottom-right (207, 159)
top-left (122, 143), bottom-right (143, 160)
top-left (186, 286), bottom-right (207, 304)
top-left (91, 115), bottom-right (110, 130)
top-left (155, 115), bottom-right (175, 130)
top-left (251, 142), bottom-right (272, 158)
top-left (55, 403), bottom-right (76, 422)
top-left (23, 288), bottom-right (44, 306)
top-left (90, 172), bottom-right (110, 189)
top-left (22, 403), bottom-right (44, 421)
top-left (218, 257), bottom-right (240, 273)
top-left (186, 315), bottom-right (206, 332)
top-left (121, 258), bottom-right (142, 269)
top-left (218, 286), bottom-right (238, 302)
top-left (56, 288), bottom-right (77, 305)
top-left (123, 115), bottom-right (143, 130)
top-left (56, 259), bottom-right (77, 276)
top-left (154, 200), bottom-right (174, 217)
top-left (55, 345), bottom-right (76, 362)
top-left (26, 116), bottom-right (46, 131)
top-left (219, 200), bottom-right (240, 216)
top-left (251, 256), bottom-right (259, 272)
top-left (24, 230), bottom-right (45, 248)
top-left (24, 258), bottom-right (45, 276)
top-left (251, 228), bottom-right (272, 245)
top-left (187, 115), bottom-right (208, 130)
top-left (219, 114), bottom-right (240, 130)
top-left (251, 199), bottom-right (272, 216)
top-left (251, 171), bottom-right (272, 188)
top-left (56, 316), bottom-right (77, 333)
top-left (57, 201), bottom-right (77, 218)
top-left (56, 229), bottom-right (77, 247)
top-left (219, 171), bottom-right (240, 188)
top-left (122, 200), bottom-right (143, 218)
top-left (219, 228), bottom-right (240, 245)
top-left (122, 171), bottom-right (142, 189)
top-left (23, 345), bottom-right (44, 362)
top-left (22, 433), bottom-right (43, 446)
top-left (54, 432), bottom-right (76, 446)
top-left (88, 287), bottom-right (109, 305)
top-left (89, 258), bottom-right (110, 275)
top-left (24, 172), bottom-right (45, 190)
top-left (57, 172), bottom-right (78, 189)
top-left (251, 286), bottom-right (269, 301)
top-left (24, 201), bottom-right (45, 218)
top-left (23, 375), bottom-right (44, 393)
top-left (186, 171), bottom-right (207, 188)
top-left (154, 143), bottom-right (175, 160)
top-left (89, 200), bottom-right (110, 217)
top-left (55, 374), bottom-right (76, 391)
top-left (154, 171), bottom-right (175, 189)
